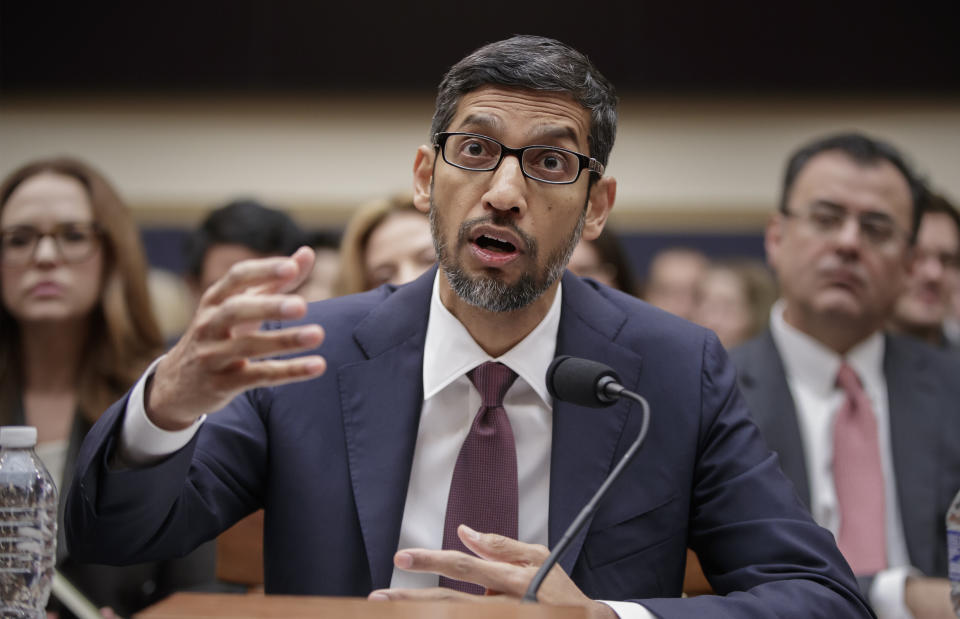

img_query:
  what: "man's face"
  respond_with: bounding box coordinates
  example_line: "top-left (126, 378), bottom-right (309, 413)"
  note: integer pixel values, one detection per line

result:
top-left (644, 251), bottom-right (707, 320)
top-left (413, 85), bottom-right (614, 312)
top-left (892, 211), bottom-right (960, 330)
top-left (196, 243), bottom-right (266, 293)
top-left (766, 150), bottom-right (914, 340)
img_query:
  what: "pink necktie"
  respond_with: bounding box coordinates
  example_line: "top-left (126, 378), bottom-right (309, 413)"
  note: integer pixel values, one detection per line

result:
top-left (439, 362), bottom-right (519, 594)
top-left (833, 363), bottom-right (887, 574)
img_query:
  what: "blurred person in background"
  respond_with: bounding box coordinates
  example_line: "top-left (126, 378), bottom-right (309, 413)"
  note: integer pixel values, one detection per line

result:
top-left (731, 132), bottom-right (959, 619)
top-left (146, 267), bottom-right (194, 342)
top-left (0, 157), bottom-right (215, 617)
top-left (296, 229), bottom-right (342, 303)
top-left (334, 195), bottom-right (435, 295)
top-left (184, 198), bottom-right (307, 298)
top-left (567, 226), bottom-right (638, 295)
top-left (693, 258), bottom-right (777, 349)
top-left (642, 246), bottom-right (707, 319)
top-left (888, 190), bottom-right (960, 348)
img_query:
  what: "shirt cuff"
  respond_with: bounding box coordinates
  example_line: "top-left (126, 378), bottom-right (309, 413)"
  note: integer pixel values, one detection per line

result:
top-left (117, 355), bottom-right (205, 467)
top-left (599, 600), bottom-right (654, 619)
top-left (869, 565), bottom-right (923, 619)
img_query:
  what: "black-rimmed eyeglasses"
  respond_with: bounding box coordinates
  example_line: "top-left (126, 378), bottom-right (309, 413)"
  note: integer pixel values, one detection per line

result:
top-left (433, 132), bottom-right (604, 185)
top-left (0, 222), bottom-right (103, 265)
top-left (781, 203), bottom-right (909, 249)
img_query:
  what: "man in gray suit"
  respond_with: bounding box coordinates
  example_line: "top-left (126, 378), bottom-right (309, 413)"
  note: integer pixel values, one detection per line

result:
top-left (731, 132), bottom-right (960, 619)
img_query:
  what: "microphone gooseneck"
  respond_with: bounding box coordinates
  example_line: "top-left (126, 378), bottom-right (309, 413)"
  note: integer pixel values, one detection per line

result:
top-left (522, 356), bottom-right (651, 603)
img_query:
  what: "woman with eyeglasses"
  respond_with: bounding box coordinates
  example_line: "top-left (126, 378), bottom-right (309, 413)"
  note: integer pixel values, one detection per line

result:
top-left (0, 157), bottom-right (214, 618)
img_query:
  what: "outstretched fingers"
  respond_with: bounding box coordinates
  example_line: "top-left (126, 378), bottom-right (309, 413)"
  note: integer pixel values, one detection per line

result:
top-left (389, 546), bottom-right (535, 598)
top-left (201, 247), bottom-right (315, 308)
top-left (195, 325), bottom-right (325, 372)
top-left (458, 525), bottom-right (550, 567)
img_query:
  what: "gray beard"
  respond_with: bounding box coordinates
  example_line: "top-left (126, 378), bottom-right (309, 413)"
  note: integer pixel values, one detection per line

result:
top-left (429, 195), bottom-right (585, 313)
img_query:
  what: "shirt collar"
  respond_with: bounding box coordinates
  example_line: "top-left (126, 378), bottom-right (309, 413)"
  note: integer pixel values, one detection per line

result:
top-left (770, 298), bottom-right (885, 394)
top-left (422, 272), bottom-right (561, 407)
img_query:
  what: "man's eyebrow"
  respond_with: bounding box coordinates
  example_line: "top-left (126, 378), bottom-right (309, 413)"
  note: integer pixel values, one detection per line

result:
top-left (529, 124), bottom-right (581, 147)
top-left (453, 115), bottom-right (582, 148)
top-left (456, 114), bottom-right (501, 132)
top-left (811, 199), bottom-right (896, 220)
top-left (810, 199), bottom-right (846, 210)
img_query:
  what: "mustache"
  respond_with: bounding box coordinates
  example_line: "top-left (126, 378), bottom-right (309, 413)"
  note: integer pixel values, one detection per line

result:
top-left (457, 214), bottom-right (538, 257)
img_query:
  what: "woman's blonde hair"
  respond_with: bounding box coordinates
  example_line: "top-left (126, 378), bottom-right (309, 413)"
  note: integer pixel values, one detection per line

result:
top-left (334, 195), bottom-right (424, 296)
top-left (0, 157), bottom-right (163, 423)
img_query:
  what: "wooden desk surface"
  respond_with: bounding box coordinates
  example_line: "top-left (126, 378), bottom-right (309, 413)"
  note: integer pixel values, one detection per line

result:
top-left (135, 592), bottom-right (588, 619)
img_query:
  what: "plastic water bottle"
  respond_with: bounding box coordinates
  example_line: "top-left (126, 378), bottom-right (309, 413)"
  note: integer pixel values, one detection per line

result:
top-left (949, 487), bottom-right (960, 617)
top-left (0, 426), bottom-right (58, 618)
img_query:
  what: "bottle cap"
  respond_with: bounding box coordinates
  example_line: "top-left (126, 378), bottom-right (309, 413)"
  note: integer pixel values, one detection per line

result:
top-left (0, 426), bottom-right (38, 448)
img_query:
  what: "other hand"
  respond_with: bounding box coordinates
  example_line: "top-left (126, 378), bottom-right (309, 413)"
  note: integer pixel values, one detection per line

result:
top-left (146, 246), bottom-right (326, 429)
top-left (368, 525), bottom-right (616, 619)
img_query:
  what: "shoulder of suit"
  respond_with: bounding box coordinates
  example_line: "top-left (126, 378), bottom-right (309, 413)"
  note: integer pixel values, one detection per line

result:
top-left (728, 331), bottom-right (772, 367)
top-left (570, 278), bottom-right (717, 356)
top-left (886, 331), bottom-right (960, 376)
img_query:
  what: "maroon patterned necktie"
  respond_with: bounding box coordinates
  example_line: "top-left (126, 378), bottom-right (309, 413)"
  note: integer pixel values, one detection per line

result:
top-left (439, 361), bottom-right (519, 594)
top-left (833, 363), bottom-right (888, 574)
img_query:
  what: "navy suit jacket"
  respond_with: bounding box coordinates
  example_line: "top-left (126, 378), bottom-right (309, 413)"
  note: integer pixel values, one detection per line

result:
top-left (731, 331), bottom-right (960, 584)
top-left (66, 269), bottom-right (872, 617)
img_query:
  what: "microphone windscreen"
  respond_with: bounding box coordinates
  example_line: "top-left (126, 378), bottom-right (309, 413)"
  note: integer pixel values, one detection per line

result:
top-left (546, 355), bottom-right (621, 408)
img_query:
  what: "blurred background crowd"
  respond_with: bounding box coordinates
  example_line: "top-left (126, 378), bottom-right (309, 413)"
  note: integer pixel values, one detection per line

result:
top-left (1, 2), bottom-right (958, 617)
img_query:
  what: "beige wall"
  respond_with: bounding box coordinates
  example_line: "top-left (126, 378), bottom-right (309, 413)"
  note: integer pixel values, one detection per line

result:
top-left (2, 94), bottom-right (958, 231)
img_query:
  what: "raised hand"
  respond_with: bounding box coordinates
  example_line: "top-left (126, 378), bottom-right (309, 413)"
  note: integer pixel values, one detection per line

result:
top-left (146, 246), bottom-right (326, 430)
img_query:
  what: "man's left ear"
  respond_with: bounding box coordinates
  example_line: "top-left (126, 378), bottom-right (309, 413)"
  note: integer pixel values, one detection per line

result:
top-left (581, 176), bottom-right (617, 242)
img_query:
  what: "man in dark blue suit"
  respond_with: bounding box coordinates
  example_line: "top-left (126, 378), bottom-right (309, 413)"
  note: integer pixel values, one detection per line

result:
top-left (66, 36), bottom-right (872, 618)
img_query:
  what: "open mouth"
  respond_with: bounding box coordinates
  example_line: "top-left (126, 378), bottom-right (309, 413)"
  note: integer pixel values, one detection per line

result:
top-left (474, 233), bottom-right (517, 254)
top-left (467, 225), bottom-right (525, 267)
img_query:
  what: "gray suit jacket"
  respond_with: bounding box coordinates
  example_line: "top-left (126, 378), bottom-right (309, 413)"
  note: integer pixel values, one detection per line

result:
top-left (731, 331), bottom-right (960, 581)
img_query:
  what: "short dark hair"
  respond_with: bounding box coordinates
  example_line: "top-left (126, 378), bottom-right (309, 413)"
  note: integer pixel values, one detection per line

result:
top-left (779, 132), bottom-right (926, 242)
top-left (922, 190), bottom-right (960, 242)
top-left (431, 35), bottom-right (618, 167)
top-left (184, 199), bottom-right (306, 278)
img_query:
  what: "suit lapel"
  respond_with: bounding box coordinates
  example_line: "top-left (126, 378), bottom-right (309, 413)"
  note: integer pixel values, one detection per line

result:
top-left (339, 271), bottom-right (433, 589)
top-left (884, 335), bottom-right (939, 571)
top-left (736, 332), bottom-right (811, 506)
top-left (549, 274), bottom-right (643, 574)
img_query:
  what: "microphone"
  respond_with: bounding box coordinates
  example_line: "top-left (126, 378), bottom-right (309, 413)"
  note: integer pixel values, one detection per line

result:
top-left (522, 355), bottom-right (651, 602)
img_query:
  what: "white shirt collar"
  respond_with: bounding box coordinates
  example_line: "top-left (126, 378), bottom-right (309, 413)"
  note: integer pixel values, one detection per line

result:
top-left (769, 298), bottom-right (885, 394)
top-left (422, 272), bottom-right (561, 407)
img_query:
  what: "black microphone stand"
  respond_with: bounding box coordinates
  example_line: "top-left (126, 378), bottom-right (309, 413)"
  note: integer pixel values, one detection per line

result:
top-left (522, 384), bottom-right (651, 602)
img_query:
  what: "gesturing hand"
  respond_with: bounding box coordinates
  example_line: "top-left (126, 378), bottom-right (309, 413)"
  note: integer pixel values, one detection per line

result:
top-left (146, 246), bottom-right (326, 430)
top-left (368, 525), bottom-right (616, 619)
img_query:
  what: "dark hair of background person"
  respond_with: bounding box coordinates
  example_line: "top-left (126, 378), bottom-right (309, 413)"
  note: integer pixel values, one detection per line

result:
top-left (924, 190), bottom-right (960, 234)
top-left (588, 227), bottom-right (639, 296)
top-left (0, 156), bottom-right (164, 424)
top-left (183, 198), bottom-right (307, 279)
top-left (334, 195), bottom-right (427, 296)
top-left (304, 228), bottom-right (342, 253)
top-left (430, 34), bottom-right (618, 168)
top-left (778, 131), bottom-right (927, 242)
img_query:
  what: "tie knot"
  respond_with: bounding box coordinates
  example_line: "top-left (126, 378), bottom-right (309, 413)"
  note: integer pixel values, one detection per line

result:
top-left (835, 363), bottom-right (864, 395)
top-left (468, 362), bottom-right (518, 408)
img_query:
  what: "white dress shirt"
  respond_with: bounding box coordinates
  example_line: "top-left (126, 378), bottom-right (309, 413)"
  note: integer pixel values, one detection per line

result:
top-left (118, 274), bottom-right (651, 618)
top-left (770, 301), bottom-right (919, 619)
